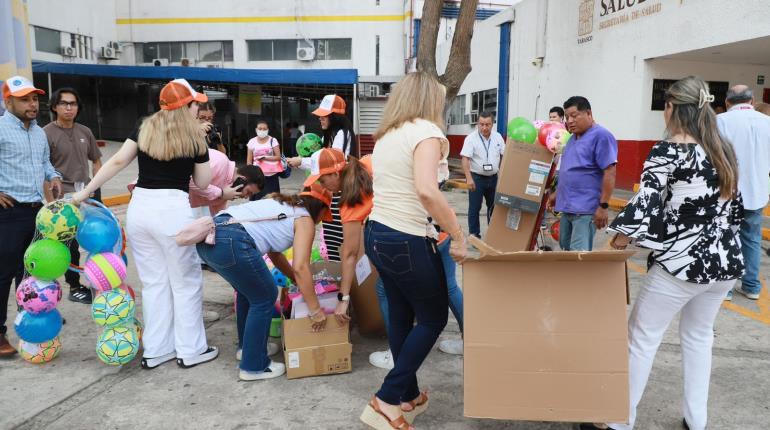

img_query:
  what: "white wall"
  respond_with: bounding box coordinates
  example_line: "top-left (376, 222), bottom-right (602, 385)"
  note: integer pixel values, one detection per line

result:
top-left (28, 0), bottom-right (118, 64)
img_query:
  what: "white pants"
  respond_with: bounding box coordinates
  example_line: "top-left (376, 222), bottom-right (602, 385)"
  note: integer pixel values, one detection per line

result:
top-left (610, 266), bottom-right (735, 430)
top-left (126, 187), bottom-right (208, 360)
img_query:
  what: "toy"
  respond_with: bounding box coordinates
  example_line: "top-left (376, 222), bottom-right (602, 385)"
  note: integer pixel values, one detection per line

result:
top-left (14, 309), bottom-right (62, 343)
top-left (538, 122), bottom-right (565, 147)
top-left (546, 129), bottom-right (572, 154)
top-left (91, 289), bottom-right (135, 327)
top-left (19, 336), bottom-right (62, 364)
top-left (15, 277), bottom-right (61, 314)
top-left (35, 200), bottom-right (81, 241)
top-left (96, 326), bottom-right (139, 366)
top-left (506, 117), bottom-right (537, 144)
top-left (296, 133), bottom-right (323, 157)
top-left (83, 252), bottom-right (127, 292)
top-left (76, 211), bottom-right (121, 253)
top-left (23, 239), bottom-right (70, 281)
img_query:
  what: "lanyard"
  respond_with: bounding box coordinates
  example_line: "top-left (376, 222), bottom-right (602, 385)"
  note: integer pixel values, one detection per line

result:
top-left (479, 131), bottom-right (492, 163)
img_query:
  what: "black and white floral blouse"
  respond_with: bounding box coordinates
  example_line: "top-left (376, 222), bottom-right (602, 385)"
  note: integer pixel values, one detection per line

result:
top-left (609, 141), bottom-right (744, 284)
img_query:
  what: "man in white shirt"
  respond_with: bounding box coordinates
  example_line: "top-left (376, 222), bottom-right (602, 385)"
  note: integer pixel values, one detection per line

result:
top-left (460, 111), bottom-right (505, 238)
top-left (717, 85), bottom-right (770, 300)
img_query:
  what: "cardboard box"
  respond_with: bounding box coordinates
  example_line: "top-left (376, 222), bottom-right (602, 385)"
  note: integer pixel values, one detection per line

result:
top-left (486, 140), bottom-right (554, 252)
top-left (349, 254), bottom-right (386, 336)
top-left (463, 237), bottom-right (633, 423)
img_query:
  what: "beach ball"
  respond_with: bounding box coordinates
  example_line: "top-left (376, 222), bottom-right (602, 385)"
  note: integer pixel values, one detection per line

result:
top-left (83, 252), bottom-right (127, 292)
top-left (36, 200), bottom-right (81, 241)
top-left (117, 284), bottom-right (136, 301)
top-left (91, 289), bottom-right (135, 327)
top-left (296, 133), bottom-right (323, 157)
top-left (19, 336), bottom-right (62, 364)
top-left (76, 212), bottom-right (120, 253)
top-left (96, 326), bottom-right (139, 366)
top-left (15, 277), bottom-right (62, 314)
top-left (319, 240), bottom-right (328, 261)
top-left (24, 239), bottom-right (70, 281)
top-left (507, 117), bottom-right (537, 144)
top-left (14, 309), bottom-right (63, 343)
top-left (272, 267), bottom-right (290, 288)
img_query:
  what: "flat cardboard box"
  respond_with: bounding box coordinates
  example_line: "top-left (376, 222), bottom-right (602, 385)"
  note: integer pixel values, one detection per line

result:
top-left (463, 237), bottom-right (633, 423)
top-left (349, 254), bottom-right (385, 336)
top-left (486, 139), bottom-right (554, 252)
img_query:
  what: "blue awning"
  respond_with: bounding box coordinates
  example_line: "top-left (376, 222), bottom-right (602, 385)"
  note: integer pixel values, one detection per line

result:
top-left (32, 61), bottom-right (358, 85)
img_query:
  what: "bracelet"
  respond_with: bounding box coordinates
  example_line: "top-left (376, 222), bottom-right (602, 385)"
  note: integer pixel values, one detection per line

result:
top-left (309, 307), bottom-right (323, 318)
top-left (449, 229), bottom-right (465, 242)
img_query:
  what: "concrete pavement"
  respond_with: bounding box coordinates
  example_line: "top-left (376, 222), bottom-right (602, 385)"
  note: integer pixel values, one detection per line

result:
top-left (1, 142), bottom-right (769, 429)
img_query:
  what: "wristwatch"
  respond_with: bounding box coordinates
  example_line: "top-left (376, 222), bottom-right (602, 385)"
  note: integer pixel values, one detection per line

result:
top-left (337, 293), bottom-right (350, 302)
top-left (599, 202), bottom-right (609, 209)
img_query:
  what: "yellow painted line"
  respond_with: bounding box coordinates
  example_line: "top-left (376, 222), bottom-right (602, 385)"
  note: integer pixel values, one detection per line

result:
top-left (117, 14), bottom-right (409, 25)
top-left (722, 279), bottom-right (770, 325)
top-left (102, 193), bottom-right (131, 207)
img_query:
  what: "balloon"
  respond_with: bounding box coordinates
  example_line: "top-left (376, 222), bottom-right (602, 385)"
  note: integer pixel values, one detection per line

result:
top-left (91, 289), bottom-right (135, 327)
top-left (14, 309), bottom-right (63, 343)
top-left (507, 117), bottom-right (538, 144)
top-left (117, 284), bottom-right (136, 301)
top-left (538, 122), bottom-right (565, 146)
top-left (83, 252), bottom-right (127, 292)
top-left (19, 336), bottom-right (62, 364)
top-left (296, 133), bottom-right (323, 157)
top-left (36, 201), bottom-right (81, 241)
top-left (311, 247), bottom-right (323, 263)
top-left (96, 326), bottom-right (139, 366)
top-left (546, 129), bottom-right (572, 154)
top-left (16, 277), bottom-right (62, 314)
top-left (550, 220), bottom-right (561, 243)
top-left (24, 239), bottom-right (70, 281)
top-left (76, 212), bottom-right (121, 254)
top-left (533, 120), bottom-right (546, 130)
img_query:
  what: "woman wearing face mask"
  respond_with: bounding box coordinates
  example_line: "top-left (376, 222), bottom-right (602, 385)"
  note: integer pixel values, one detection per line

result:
top-left (247, 120), bottom-right (282, 200)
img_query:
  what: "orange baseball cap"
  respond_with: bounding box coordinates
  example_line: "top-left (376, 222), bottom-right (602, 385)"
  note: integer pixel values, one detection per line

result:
top-left (300, 183), bottom-right (334, 222)
top-left (159, 78), bottom-right (208, 111)
top-left (312, 94), bottom-right (346, 117)
top-left (303, 148), bottom-right (347, 187)
top-left (2, 76), bottom-right (45, 100)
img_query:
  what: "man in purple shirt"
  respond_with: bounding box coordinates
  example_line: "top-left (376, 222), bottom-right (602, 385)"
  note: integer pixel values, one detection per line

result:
top-left (548, 96), bottom-right (617, 251)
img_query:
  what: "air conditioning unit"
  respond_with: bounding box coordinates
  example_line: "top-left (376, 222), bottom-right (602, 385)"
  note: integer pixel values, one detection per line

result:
top-left (61, 46), bottom-right (77, 57)
top-left (152, 58), bottom-right (169, 66)
top-left (180, 58), bottom-right (192, 67)
top-left (100, 46), bottom-right (118, 59)
top-left (296, 45), bottom-right (315, 61)
top-left (109, 41), bottom-right (123, 52)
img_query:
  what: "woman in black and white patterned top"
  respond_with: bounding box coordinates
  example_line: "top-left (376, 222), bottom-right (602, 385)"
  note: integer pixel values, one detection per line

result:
top-left (584, 77), bottom-right (743, 430)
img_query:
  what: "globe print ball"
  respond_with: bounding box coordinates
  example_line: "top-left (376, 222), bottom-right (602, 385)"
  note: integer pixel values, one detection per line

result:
top-left (84, 253), bottom-right (127, 292)
top-left (16, 277), bottom-right (62, 314)
top-left (96, 326), bottom-right (139, 365)
top-left (296, 133), bottom-right (323, 157)
top-left (91, 289), bottom-right (135, 327)
top-left (19, 336), bottom-right (62, 364)
top-left (14, 309), bottom-right (63, 343)
top-left (24, 239), bottom-right (70, 281)
top-left (36, 201), bottom-right (82, 241)
top-left (76, 212), bottom-right (121, 253)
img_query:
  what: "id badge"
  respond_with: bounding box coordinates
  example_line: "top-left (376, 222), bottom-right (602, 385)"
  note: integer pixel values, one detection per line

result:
top-left (483, 164), bottom-right (493, 172)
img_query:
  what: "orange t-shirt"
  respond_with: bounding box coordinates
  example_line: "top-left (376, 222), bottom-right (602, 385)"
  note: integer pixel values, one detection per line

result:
top-left (340, 155), bottom-right (374, 224)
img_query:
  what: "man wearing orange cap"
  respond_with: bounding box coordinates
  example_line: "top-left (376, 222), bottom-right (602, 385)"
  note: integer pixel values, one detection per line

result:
top-left (0, 76), bottom-right (63, 357)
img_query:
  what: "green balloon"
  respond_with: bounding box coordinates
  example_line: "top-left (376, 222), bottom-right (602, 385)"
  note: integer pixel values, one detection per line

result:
top-left (24, 239), bottom-right (70, 281)
top-left (296, 133), bottom-right (323, 157)
top-left (508, 117), bottom-right (538, 144)
top-left (311, 247), bottom-right (323, 263)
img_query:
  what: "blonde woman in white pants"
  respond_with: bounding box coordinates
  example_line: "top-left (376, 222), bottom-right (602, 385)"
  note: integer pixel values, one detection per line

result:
top-left (73, 79), bottom-right (218, 369)
top-left (580, 77), bottom-right (743, 430)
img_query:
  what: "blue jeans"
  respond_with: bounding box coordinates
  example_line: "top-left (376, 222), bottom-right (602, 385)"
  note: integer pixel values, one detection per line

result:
top-left (468, 173), bottom-right (498, 237)
top-left (559, 213), bottom-right (596, 251)
top-left (365, 221), bottom-right (448, 405)
top-left (196, 216), bottom-right (277, 373)
top-left (739, 209), bottom-right (763, 295)
top-left (376, 238), bottom-right (463, 333)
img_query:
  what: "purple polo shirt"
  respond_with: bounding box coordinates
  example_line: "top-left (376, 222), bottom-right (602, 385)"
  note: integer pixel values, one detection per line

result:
top-left (555, 123), bottom-right (618, 214)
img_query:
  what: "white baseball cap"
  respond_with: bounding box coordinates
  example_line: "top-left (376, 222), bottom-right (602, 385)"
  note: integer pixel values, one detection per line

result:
top-left (2, 75), bottom-right (45, 100)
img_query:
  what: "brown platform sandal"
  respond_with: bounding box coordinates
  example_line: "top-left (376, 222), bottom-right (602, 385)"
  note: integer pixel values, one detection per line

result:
top-left (401, 391), bottom-right (429, 422)
top-left (360, 396), bottom-right (415, 430)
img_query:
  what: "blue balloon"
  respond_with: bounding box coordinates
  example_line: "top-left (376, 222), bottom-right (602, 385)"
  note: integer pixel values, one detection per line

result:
top-left (76, 213), bottom-right (120, 253)
top-left (14, 309), bottom-right (63, 343)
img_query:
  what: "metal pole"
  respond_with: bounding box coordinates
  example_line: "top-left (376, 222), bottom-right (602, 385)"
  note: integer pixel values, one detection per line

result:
top-left (47, 73), bottom-right (53, 122)
top-left (353, 83), bottom-right (359, 157)
top-left (279, 87), bottom-right (285, 154)
top-left (95, 79), bottom-right (103, 139)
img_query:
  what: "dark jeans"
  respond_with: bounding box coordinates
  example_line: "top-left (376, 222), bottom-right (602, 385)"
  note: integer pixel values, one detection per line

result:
top-left (364, 221), bottom-right (448, 405)
top-left (0, 204), bottom-right (41, 335)
top-left (468, 173), bottom-right (498, 237)
top-left (196, 216), bottom-right (277, 372)
top-left (250, 174), bottom-right (280, 201)
top-left (65, 189), bottom-right (101, 288)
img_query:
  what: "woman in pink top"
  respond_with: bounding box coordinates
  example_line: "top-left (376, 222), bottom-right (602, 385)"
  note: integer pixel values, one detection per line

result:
top-left (246, 120), bottom-right (283, 200)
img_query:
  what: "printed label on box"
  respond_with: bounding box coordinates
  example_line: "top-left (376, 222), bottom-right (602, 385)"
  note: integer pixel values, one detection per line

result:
top-left (288, 351), bottom-right (300, 369)
top-left (355, 255), bottom-right (372, 285)
top-left (528, 172), bottom-right (546, 185)
top-left (525, 185), bottom-right (542, 196)
top-left (529, 160), bottom-right (551, 175)
top-left (506, 208), bottom-right (522, 231)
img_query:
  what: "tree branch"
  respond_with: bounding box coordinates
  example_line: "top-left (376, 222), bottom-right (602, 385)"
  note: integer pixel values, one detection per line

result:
top-left (416, 0), bottom-right (442, 76)
top-left (439, 0), bottom-right (479, 104)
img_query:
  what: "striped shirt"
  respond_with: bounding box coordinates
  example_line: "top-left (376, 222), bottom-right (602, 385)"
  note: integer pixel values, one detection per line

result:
top-left (321, 193), bottom-right (344, 262)
top-left (0, 112), bottom-right (60, 203)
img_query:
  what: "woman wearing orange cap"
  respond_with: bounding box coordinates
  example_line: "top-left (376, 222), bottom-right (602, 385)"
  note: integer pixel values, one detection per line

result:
top-left (196, 184), bottom-right (332, 381)
top-left (73, 79), bottom-right (219, 370)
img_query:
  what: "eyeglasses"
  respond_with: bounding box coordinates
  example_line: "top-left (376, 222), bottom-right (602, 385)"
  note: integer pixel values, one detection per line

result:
top-left (57, 101), bottom-right (78, 109)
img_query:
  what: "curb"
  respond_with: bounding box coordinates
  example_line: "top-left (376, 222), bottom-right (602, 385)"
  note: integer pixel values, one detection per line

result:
top-left (102, 193), bottom-right (130, 207)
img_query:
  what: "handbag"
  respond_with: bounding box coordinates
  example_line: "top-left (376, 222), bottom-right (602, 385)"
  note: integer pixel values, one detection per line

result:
top-left (278, 154), bottom-right (292, 179)
top-left (175, 213), bottom-right (288, 246)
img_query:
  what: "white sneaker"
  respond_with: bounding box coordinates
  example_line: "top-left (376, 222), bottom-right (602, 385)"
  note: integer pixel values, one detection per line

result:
top-left (438, 339), bottom-right (464, 355)
top-left (236, 343), bottom-right (279, 361)
top-left (177, 346), bottom-right (219, 368)
top-left (203, 310), bottom-right (220, 323)
top-left (734, 285), bottom-right (760, 300)
top-left (141, 351), bottom-right (176, 369)
top-left (239, 361), bottom-right (286, 381)
top-left (369, 349), bottom-right (394, 370)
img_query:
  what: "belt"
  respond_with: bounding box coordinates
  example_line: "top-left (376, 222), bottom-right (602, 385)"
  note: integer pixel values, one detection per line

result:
top-left (11, 201), bottom-right (43, 209)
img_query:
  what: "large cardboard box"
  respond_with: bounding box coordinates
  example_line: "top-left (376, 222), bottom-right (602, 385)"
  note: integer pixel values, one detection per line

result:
top-left (463, 238), bottom-right (633, 423)
top-left (486, 140), bottom-right (554, 252)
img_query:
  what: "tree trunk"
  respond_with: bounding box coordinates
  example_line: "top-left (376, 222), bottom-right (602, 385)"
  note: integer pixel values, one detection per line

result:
top-left (415, 0), bottom-right (480, 109)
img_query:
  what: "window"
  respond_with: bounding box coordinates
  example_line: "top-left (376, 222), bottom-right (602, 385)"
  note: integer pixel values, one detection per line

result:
top-left (223, 41), bottom-right (233, 62)
top-left (247, 38), bottom-right (352, 61)
top-left (134, 41), bottom-right (232, 64)
top-left (471, 89), bottom-right (497, 121)
top-left (448, 94), bottom-right (467, 125)
top-left (35, 26), bottom-right (60, 54)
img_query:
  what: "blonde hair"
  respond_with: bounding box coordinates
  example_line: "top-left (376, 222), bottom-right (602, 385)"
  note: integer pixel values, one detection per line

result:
top-left (374, 71), bottom-right (446, 141)
top-left (137, 108), bottom-right (207, 161)
top-left (664, 76), bottom-right (738, 199)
